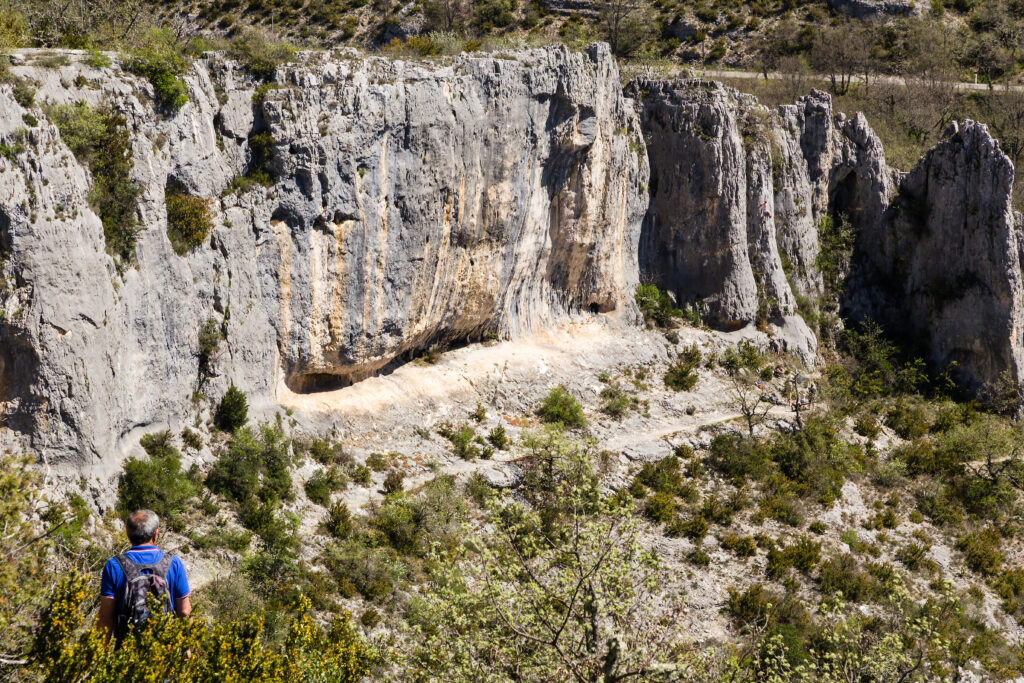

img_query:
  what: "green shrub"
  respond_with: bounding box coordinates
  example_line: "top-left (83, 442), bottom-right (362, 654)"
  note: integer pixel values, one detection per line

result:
top-left (688, 547), bottom-right (711, 566)
top-left (197, 318), bottom-right (223, 374)
top-left (117, 431), bottom-right (197, 530)
top-left (46, 102), bottom-right (141, 267)
top-left (165, 190), bottom-right (213, 254)
top-left (487, 424), bottom-right (509, 449)
top-left (383, 469), bottom-right (405, 494)
top-left (536, 386), bottom-right (586, 429)
top-left (228, 30), bottom-right (295, 79)
top-left (916, 488), bottom-right (964, 526)
top-left (438, 423), bottom-right (492, 460)
top-left (819, 554), bottom-right (876, 602)
top-left (305, 466), bottom-right (347, 506)
top-left (666, 514), bottom-right (707, 540)
top-left (600, 383), bottom-right (636, 417)
top-left (305, 438), bottom-right (348, 465)
top-left (366, 452), bottom-right (388, 472)
top-left (956, 527), bottom-right (1003, 576)
top-left (352, 465), bottom-right (372, 486)
top-left (766, 535), bottom-right (821, 579)
top-left (634, 457), bottom-right (684, 496)
top-left (896, 541), bottom-right (931, 571)
top-left (707, 433), bottom-right (772, 481)
top-left (181, 428), bottom-right (203, 451)
top-left (191, 526), bottom-right (252, 552)
top-left (886, 399), bottom-right (930, 439)
top-left (324, 501), bottom-right (353, 539)
top-left (126, 27), bottom-right (190, 111)
top-left (992, 568), bottom-right (1024, 618)
top-left (663, 344), bottom-right (701, 391)
top-left (0, 61), bottom-right (35, 107)
top-left (206, 423), bottom-right (292, 508)
top-left (215, 385), bottom-right (249, 432)
top-left (325, 540), bottom-right (406, 602)
top-left (644, 492), bottom-right (679, 523)
top-left (770, 416), bottom-right (860, 505)
top-left (84, 48), bottom-right (111, 68)
top-left (720, 534), bottom-right (757, 558)
top-left (854, 413), bottom-right (880, 438)
top-left (635, 284), bottom-right (682, 328)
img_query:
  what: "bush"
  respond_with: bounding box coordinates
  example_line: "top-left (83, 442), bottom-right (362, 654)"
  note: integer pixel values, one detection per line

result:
top-left (720, 534), bottom-right (757, 558)
top-left (366, 452), bottom-right (389, 472)
top-left (666, 514), bottom-right (707, 540)
top-left (324, 501), bottom-right (353, 539)
top-left (206, 423), bottom-right (292, 508)
top-left (126, 27), bottom-right (190, 111)
top-left (707, 433), bottom-right (772, 481)
top-left (644, 492), bottom-right (679, 523)
top-left (305, 467), bottom-right (346, 506)
top-left (326, 540), bottom-right (406, 602)
top-left (165, 190), bottom-right (214, 255)
top-left (0, 61), bottom-right (35, 107)
top-left (635, 284), bottom-right (682, 328)
top-left (197, 318), bottom-right (223, 374)
top-left (46, 102), bottom-right (141, 267)
top-left (383, 470), bottom-right (405, 494)
top-left (352, 465), bottom-right (372, 487)
top-left (215, 385), bottom-right (249, 432)
top-left (886, 399), bottom-right (930, 439)
top-left (536, 386), bottom-right (586, 429)
top-left (117, 431), bottom-right (197, 530)
top-left (228, 30), bottom-right (295, 79)
top-left (854, 413), bottom-right (880, 439)
top-left (664, 345), bottom-right (701, 391)
top-left (600, 383), bottom-right (636, 417)
top-left (956, 527), bottom-right (1004, 576)
top-left (633, 457), bottom-right (684, 496)
top-left (819, 554), bottom-right (876, 602)
top-left (306, 438), bottom-right (348, 465)
top-left (487, 424), bottom-right (509, 449)
top-left (770, 417), bottom-right (860, 505)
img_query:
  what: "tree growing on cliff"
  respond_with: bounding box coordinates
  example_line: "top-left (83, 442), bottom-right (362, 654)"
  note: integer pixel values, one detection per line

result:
top-left (594, 0), bottom-right (652, 57)
top-left (215, 385), bottom-right (249, 432)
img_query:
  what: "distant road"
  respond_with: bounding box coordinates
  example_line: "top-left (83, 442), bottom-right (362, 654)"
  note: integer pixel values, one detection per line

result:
top-left (694, 68), bottom-right (1024, 93)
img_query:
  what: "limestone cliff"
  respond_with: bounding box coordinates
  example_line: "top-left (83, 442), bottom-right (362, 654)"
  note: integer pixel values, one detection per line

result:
top-left (632, 79), bottom-right (1022, 390)
top-left (0, 44), bottom-right (647, 470)
top-left (845, 120), bottom-right (1024, 390)
top-left (1, 44), bottom-right (1022, 470)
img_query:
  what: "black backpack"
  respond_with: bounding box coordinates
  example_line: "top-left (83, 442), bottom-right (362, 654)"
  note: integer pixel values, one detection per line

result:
top-left (114, 553), bottom-right (175, 641)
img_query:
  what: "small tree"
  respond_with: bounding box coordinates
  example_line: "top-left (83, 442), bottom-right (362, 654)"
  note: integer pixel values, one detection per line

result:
top-left (537, 386), bottom-right (586, 430)
top-left (594, 0), bottom-right (652, 57)
top-left (215, 385), bottom-right (248, 432)
top-left (729, 369), bottom-right (775, 438)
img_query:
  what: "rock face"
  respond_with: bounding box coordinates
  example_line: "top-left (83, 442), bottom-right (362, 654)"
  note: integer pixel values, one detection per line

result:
top-left (631, 80), bottom-right (898, 360)
top-left (0, 44), bottom-right (647, 470)
top-left (1, 44), bottom-right (1022, 471)
top-left (845, 121), bottom-right (1024, 390)
top-left (634, 77), bottom-right (1022, 391)
top-left (825, 0), bottom-right (924, 19)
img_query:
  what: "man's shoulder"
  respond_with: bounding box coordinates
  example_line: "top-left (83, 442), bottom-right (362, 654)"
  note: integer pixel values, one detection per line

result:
top-left (168, 553), bottom-right (188, 573)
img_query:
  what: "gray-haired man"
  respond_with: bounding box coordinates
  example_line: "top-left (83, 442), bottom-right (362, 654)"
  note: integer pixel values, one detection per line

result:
top-left (97, 509), bottom-right (191, 643)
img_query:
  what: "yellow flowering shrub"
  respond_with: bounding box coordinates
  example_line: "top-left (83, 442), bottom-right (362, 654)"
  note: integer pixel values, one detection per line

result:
top-left (28, 576), bottom-right (376, 682)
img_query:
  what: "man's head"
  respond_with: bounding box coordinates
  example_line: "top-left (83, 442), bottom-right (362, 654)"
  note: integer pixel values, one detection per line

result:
top-left (125, 509), bottom-right (160, 546)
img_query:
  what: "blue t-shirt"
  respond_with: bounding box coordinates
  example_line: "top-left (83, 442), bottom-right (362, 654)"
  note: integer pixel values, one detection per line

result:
top-left (100, 545), bottom-right (190, 608)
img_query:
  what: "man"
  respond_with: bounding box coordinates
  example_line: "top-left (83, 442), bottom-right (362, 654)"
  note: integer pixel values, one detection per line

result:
top-left (97, 509), bottom-right (191, 643)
